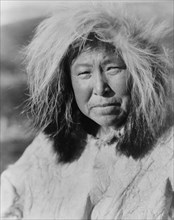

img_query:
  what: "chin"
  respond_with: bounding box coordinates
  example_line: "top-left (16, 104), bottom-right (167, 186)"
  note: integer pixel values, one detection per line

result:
top-left (94, 113), bottom-right (128, 129)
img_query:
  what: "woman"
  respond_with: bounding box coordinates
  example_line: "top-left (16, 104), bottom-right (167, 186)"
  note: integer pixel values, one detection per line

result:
top-left (1, 2), bottom-right (173, 219)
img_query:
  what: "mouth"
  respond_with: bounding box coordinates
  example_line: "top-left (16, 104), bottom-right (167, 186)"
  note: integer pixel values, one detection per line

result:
top-left (92, 102), bottom-right (121, 108)
top-left (91, 103), bottom-right (121, 116)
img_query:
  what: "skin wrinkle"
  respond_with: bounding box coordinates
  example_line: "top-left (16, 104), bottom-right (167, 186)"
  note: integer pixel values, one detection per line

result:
top-left (71, 48), bottom-right (130, 132)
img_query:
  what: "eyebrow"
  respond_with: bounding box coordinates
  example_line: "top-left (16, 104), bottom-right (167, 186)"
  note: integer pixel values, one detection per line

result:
top-left (102, 57), bottom-right (125, 66)
top-left (72, 63), bottom-right (93, 69)
top-left (72, 55), bottom-right (126, 70)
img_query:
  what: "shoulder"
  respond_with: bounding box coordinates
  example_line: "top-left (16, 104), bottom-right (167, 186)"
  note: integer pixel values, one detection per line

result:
top-left (1, 133), bottom-right (57, 195)
top-left (0, 133), bottom-right (58, 218)
top-left (1, 133), bottom-right (57, 187)
top-left (143, 127), bottom-right (174, 187)
top-left (152, 127), bottom-right (173, 163)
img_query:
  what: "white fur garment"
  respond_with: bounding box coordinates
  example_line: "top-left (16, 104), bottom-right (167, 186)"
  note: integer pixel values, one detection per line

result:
top-left (1, 129), bottom-right (173, 220)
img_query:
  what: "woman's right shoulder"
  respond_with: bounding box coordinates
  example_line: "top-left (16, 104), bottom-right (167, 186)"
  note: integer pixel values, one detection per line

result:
top-left (1, 133), bottom-right (58, 190)
top-left (0, 133), bottom-right (59, 218)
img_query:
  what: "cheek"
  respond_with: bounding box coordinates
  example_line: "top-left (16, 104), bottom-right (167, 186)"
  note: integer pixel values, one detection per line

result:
top-left (109, 73), bottom-right (129, 96)
top-left (71, 78), bottom-right (92, 111)
top-left (121, 96), bottom-right (131, 112)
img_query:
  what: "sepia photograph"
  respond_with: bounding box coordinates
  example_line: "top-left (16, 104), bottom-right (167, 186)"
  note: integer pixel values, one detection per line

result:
top-left (1, 1), bottom-right (174, 219)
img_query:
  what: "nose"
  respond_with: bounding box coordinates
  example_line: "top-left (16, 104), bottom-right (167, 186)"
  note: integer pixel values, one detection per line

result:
top-left (93, 71), bottom-right (110, 96)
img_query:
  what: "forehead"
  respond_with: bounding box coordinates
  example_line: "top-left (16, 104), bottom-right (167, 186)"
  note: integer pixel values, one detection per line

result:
top-left (71, 48), bottom-right (123, 68)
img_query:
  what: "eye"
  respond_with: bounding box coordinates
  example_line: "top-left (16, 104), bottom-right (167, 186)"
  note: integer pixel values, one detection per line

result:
top-left (78, 71), bottom-right (90, 75)
top-left (107, 66), bottom-right (118, 71)
top-left (106, 65), bottom-right (126, 75)
top-left (77, 71), bottom-right (91, 79)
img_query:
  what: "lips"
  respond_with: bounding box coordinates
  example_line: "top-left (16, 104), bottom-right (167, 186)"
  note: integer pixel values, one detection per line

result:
top-left (91, 102), bottom-right (121, 108)
top-left (90, 102), bottom-right (122, 116)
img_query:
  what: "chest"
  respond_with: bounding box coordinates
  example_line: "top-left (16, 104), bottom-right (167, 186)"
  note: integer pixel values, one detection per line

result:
top-left (23, 145), bottom-right (172, 220)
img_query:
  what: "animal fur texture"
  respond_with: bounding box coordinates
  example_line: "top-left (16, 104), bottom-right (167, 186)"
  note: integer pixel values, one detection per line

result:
top-left (24, 2), bottom-right (173, 162)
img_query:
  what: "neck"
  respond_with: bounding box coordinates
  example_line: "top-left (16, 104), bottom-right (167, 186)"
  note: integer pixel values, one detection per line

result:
top-left (97, 125), bottom-right (124, 140)
top-left (98, 126), bottom-right (113, 137)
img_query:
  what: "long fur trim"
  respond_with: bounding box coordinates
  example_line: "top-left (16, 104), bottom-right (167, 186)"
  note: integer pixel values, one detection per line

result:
top-left (24, 2), bottom-right (173, 162)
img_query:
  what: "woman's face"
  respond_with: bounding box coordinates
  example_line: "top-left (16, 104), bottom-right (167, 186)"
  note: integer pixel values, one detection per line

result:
top-left (70, 48), bottom-right (131, 130)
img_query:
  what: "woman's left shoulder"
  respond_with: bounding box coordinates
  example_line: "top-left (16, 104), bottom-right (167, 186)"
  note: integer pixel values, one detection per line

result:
top-left (155, 127), bottom-right (174, 160)
top-left (147, 127), bottom-right (174, 186)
